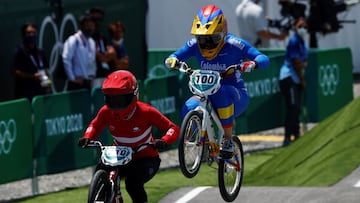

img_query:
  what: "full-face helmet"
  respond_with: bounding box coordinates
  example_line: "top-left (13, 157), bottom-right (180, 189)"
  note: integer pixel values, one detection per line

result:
top-left (102, 70), bottom-right (138, 119)
top-left (191, 4), bottom-right (227, 60)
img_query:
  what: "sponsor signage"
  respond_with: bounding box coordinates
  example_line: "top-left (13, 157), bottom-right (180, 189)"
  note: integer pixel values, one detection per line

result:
top-left (318, 64), bottom-right (339, 96)
top-left (32, 90), bottom-right (94, 175)
top-left (306, 48), bottom-right (353, 121)
top-left (0, 99), bottom-right (33, 184)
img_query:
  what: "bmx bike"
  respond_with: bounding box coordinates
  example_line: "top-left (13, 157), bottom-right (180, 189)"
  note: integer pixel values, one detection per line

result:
top-left (174, 61), bottom-right (244, 202)
top-left (85, 140), bottom-right (153, 203)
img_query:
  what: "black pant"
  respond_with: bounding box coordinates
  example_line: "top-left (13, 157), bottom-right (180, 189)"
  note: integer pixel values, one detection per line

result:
top-left (279, 77), bottom-right (302, 140)
top-left (118, 156), bottom-right (161, 203)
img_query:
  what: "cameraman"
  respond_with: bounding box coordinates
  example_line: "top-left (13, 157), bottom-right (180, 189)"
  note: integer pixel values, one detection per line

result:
top-left (235, 0), bottom-right (288, 47)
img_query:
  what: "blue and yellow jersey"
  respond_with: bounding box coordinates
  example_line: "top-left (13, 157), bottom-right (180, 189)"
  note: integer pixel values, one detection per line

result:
top-left (169, 33), bottom-right (270, 88)
top-left (170, 33), bottom-right (270, 127)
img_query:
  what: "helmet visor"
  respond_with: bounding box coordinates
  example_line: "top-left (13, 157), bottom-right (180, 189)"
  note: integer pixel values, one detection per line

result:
top-left (196, 33), bottom-right (224, 50)
top-left (104, 93), bottom-right (135, 109)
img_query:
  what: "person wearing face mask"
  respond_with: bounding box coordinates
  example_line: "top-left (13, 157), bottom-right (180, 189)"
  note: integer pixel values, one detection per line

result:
top-left (62, 14), bottom-right (97, 91)
top-left (279, 17), bottom-right (308, 146)
top-left (235, 0), bottom-right (288, 47)
top-left (12, 22), bottom-right (52, 101)
top-left (107, 21), bottom-right (129, 70)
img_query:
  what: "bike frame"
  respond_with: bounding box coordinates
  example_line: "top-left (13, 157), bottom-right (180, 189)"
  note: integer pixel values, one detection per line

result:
top-left (109, 169), bottom-right (120, 201)
top-left (193, 95), bottom-right (241, 171)
top-left (194, 97), bottom-right (224, 158)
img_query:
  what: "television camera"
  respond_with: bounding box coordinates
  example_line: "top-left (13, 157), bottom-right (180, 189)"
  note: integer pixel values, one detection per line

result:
top-left (268, 0), bottom-right (307, 33)
top-left (269, 0), bottom-right (357, 35)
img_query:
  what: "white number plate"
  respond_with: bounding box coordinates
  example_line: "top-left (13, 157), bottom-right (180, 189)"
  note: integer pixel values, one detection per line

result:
top-left (101, 146), bottom-right (133, 166)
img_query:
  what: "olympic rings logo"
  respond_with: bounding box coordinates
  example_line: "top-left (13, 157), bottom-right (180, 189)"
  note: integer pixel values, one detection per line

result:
top-left (0, 119), bottom-right (17, 155)
top-left (319, 64), bottom-right (340, 96)
top-left (38, 14), bottom-right (78, 92)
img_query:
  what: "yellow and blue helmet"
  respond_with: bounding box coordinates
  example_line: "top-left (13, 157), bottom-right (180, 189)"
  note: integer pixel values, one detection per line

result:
top-left (191, 4), bottom-right (227, 60)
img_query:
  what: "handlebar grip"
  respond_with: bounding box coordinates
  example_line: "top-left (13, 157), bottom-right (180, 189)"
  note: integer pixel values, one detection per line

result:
top-left (86, 140), bottom-right (102, 147)
top-left (177, 61), bottom-right (193, 75)
top-left (133, 142), bottom-right (155, 152)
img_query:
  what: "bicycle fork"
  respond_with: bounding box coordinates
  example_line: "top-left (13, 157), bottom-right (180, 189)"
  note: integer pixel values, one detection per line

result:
top-left (197, 104), bottom-right (224, 158)
top-left (109, 170), bottom-right (123, 203)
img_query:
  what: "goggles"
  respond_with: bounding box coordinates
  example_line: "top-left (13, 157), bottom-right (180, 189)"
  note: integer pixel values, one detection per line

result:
top-left (104, 93), bottom-right (135, 109)
top-left (196, 32), bottom-right (224, 50)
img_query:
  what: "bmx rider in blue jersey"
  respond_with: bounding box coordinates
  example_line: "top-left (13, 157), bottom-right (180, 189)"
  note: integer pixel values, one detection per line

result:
top-left (165, 4), bottom-right (270, 158)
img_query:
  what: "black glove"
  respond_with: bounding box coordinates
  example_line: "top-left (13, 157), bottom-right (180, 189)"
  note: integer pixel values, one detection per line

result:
top-left (78, 137), bottom-right (90, 148)
top-left (154, 139), bottom-right (168, 150)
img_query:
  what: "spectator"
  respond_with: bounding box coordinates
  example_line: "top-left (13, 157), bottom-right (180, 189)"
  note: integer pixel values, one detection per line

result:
top-left (108, 21), bottom-right (129, 70)
top-left (165, 4), bottom-right (270, 159)
top-left (12, 22), bottom-right (52, 101)
top-left (78, 70), bottom-right (180, 202)
top-left (87, 7), bottom-right (117, 86)
top-left (279, 17), bottom-right (308, 146)
top-left (235, 0), bottom-right (288, 47)
top-left (62, 14), bottom-right (97, 91)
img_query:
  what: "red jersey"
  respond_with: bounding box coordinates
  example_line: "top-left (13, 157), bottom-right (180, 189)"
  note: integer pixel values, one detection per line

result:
top-left (83, 101), bottom-right (180, 159)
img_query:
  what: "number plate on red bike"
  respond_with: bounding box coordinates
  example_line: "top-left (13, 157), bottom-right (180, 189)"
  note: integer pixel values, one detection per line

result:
top-left (189, 70), bottom-right (221, 96)
top-left (101, 146), bottom-right (133, 166)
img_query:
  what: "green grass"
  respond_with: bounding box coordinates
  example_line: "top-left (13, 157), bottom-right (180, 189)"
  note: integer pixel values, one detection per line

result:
top-left (13, 96), bottom-right (360, 202)
top-left (245, 96), bottom-right (360, 186)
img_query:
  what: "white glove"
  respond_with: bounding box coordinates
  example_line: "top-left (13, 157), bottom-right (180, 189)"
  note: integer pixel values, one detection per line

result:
top-left (239, 61), bottom-right (257, 72)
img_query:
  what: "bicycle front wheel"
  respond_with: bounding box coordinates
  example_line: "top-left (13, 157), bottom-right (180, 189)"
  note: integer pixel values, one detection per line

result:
top-left (178, 111), bottom-right (204, 178)
top-left (88, 169), bottom-right (112, 203)
top-left (218, 136), bottom-right (244, 202)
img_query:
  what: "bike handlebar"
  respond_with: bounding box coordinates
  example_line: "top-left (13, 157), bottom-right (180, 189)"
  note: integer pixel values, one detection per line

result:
top-left (86, 140), bottom-right (155, 152)
top-left (175, 61), bottom-right (193, 75)
top-left (87, 140), bottom-right (102, 147)
top-left (174, 61), bottom-right (242, 77)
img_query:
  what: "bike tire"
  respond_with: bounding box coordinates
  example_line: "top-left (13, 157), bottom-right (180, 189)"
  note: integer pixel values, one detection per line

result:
top-left (218, 136), bottom-right (244, 202)
top-left (88, 169), bottom-right (112, 203)
top-left (178, 111), bottom-right (205, 178)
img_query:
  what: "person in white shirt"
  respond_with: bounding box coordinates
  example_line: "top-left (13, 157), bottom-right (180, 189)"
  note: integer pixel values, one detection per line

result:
top-left (235, 0), bottom-right (288, 47)
top-left (62, 14), bottom-right (97, 91)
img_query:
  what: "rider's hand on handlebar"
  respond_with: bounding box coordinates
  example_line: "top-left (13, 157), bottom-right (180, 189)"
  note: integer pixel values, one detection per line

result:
top-left (165, 57), bottom-right (180, 69)
top-left (153, 139), bottom-right (168, 150)
top-left (78, 137), bottom-right (90, 148)
top-left (239, 61), bottom-right (257, 72)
